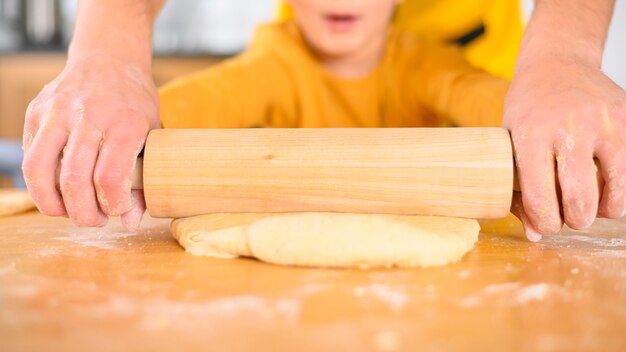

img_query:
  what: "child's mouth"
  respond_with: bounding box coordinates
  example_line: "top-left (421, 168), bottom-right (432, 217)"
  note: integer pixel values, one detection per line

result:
top-left (324, 14), bottom-right (358, 32)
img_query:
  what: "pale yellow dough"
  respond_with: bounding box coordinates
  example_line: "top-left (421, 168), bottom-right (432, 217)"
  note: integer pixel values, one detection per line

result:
top-left (171, 213), bottom-right (479, 268)
top-left (0, 189), bottom-right (36, 217)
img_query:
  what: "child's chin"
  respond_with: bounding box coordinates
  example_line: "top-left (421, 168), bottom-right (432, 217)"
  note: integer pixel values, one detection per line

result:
top-left (317, 41), bottom-right (363, 58)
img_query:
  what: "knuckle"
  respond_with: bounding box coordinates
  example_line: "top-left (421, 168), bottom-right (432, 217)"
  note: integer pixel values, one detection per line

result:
top-left (25, 98), bottom-right (41, 117)
top-left (93, 169), bottom-right (131, 215)
top-left (72, 215), bottom-right (107, 228)
top-left (523, 196), bottom-right (561, 234)
top-left (524, 190), bottom-right (553, 208)
top-left (39, 206), bottom-right (65, 217)
top-left (601, 184), bottom-right (626, 219)
top-left (564, 215), bottom-right (593, 230)
top-left (563, 197), bottom-right (596, 229)
top-left (539, 220), bottom-right (563, 235)
top-left (21, 156), bottom-right (40, 180)
top-left (93, 169), bottom-right (123, 192)
top-left (46, 96), bottom-right (67, 116)
top-left (122, 110), bottom-right (152, 131)
top-left (59, 173), bottom-right (87, 192)
top-left (599, 206), bottom-right (622, 219)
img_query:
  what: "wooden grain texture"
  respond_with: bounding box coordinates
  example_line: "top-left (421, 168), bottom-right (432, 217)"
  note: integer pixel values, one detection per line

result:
top-left (0, 212), bottom-right (625, 352)
top-left (144, 128), bottom-right (514, 219)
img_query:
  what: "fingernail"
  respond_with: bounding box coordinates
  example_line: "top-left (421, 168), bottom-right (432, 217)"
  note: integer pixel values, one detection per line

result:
top-left (523, 219), bottom-right (543, 242)
top-left (526, 230), bottom-right (542, 242)
top-left (123, 218), bottom-right (139, 233)
top-left (95, 215), bottom-right (108, 227)
top-left (519, 208), bottom-right (543, 242)
top-left (121, 211), bottom-right (142, 232)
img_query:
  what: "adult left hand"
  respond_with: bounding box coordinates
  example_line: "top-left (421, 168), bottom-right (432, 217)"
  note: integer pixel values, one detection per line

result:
top-left (504, 55), bottom-right (626, 241)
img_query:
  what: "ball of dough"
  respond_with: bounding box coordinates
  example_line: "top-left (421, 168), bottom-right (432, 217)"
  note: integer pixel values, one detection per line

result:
top-left (0, 189), bottom-right (36, 217)
top-left (171, 212), bottom-right (479, 268)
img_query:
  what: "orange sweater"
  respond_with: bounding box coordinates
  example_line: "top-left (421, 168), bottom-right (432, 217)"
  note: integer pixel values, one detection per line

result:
top-left (160, 22), bottom-right (509, 129)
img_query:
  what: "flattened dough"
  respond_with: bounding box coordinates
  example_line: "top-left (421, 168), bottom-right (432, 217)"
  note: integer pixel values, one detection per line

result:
top-left (172, 213), bottom-right (479, 268)
top-left (0, 189), bottom-right (36, 217)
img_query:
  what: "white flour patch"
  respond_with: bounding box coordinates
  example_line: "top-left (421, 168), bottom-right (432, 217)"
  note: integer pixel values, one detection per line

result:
top-left (372, 330), bottom-right (401, 351)
top-left (139, 295), bottom-right (300, 332)
top-left (52, 229), bottom-right (137, 249)
top-left (590, 249), bottom-right (626, 259)
top-left (542, 234), bottom-right (626, 258)
top-left (456, 269), bottom-right (472, 279)
top-left (82, 294), bottom-right (301, 332)
top-left (457, 296), bottom-right (482, 308)
top-left (514, 283), bottom-right (552, 304)
top-left (543, 234), bottom-right (626, 248)
top-left (457, 282), bottom-right (565, 308)
top-left (5, 283), bottom-right (40, 298)
top-left (37, 247), bottom-right (61, 257)
top-left (482, 282), bottom-right (522, 295)
top-left (0, 262), bottom-right (16, 275)
top-left (353, 284), bottom-right (409, 311)
top-left (291, 283), bottom-right (326, 295)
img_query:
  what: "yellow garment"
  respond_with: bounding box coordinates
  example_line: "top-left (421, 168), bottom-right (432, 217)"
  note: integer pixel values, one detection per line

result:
top-left (160, 22), bottom-right (508, 129)
top-left (277, 0), bottom-right (523, 79)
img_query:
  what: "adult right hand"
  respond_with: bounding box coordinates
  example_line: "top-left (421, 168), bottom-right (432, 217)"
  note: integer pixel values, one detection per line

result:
top-left (22, 54), bottom-right (160, 231)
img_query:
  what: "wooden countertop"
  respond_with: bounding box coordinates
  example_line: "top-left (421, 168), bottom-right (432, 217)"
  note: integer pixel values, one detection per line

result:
top-left (1, 212), bottom-right (625, 351)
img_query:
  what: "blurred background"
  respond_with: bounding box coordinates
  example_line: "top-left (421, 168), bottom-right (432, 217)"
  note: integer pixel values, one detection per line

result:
top-left (0, 0), bottom-right (624, 188)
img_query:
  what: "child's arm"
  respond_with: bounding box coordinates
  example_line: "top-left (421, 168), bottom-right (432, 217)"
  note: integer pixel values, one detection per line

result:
top-left (159, 53), bottom-right (294, 129)
top-left (410, 43), bottom-right (509, 127)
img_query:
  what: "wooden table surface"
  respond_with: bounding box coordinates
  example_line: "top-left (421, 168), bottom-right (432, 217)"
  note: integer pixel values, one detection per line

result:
top-left (1, 211), bottom-right (625, 352)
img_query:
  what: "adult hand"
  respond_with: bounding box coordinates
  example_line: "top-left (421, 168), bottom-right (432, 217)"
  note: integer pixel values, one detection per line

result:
top-left (22, 0), bottom-right (163, 231)
top-left (505, 55), bottom-right (625, 241)
top-left (22, 55), bottom-right (160, 231)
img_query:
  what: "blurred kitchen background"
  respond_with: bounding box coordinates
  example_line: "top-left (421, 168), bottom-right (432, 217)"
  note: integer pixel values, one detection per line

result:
top-left (0, 0), bottom-right (624, 187)
top-left (0, 0), bottom-right (277, 54)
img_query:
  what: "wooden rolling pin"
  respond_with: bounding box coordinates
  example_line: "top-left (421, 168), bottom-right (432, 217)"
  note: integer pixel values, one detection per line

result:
top-left (139, 128), bottom-right (514, 219)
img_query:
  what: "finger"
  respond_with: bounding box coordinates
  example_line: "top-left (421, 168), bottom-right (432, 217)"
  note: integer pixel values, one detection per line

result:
top-left (120, 190), bottom-right (146, 232)
top-left (93, 122), bottom-right (148, 216)
top-left (555, 144), bottom-right (598, 229)
top-left (23, 99), bottom-right (42, 151)
top-left (510, 192), bottom-right (542, 242)
top-left (59, 123), bottom-right (107, 227)
top-left (597, 143), bottom-right (626, 218)
top-left (513, 137), bottom-right (563, 234)
top-left (21, 124), bottom-right (68, 216)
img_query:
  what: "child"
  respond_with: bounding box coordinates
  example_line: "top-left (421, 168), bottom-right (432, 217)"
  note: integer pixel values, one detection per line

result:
top-left (159, 0), bottom-right (509, 129)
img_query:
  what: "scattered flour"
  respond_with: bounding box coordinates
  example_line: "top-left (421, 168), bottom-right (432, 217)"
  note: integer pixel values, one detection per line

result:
top-left (590, 249), bottom-right (626, 258)
top-left (542, 235), bottom-right (626, 248)
top-left (515, 283), bottom-right (552, 304)
top-left (541, 234), bottom-right (626, 258)
top-left (372, 330), bottom-right (401, 351)
top-left (370, 285), bottom-right (409, 311)
top-left (482, 282), bottom-right (522, 295)
top-left (5, 283), bottom-right (40, 298)
top-left (456, 269), bottom-right (472, 279)
top-left (458, 282), bottom-right (565, 308)
top-left (457, 296), bottom-right (482, 308)
top-left (83, 294), bottom-right (301, 332)
top-left (353, 284), bottom-right (409, 311)
top-left (37, 247), bottom-right (61, 257)
top-left (0, 262), bottom-right (16, 276)
top-left (52, 229), bottom-right (137, 249)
